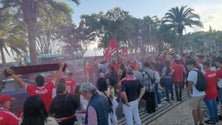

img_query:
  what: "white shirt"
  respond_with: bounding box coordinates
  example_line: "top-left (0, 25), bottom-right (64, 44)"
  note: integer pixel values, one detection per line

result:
top-left (80, 95), bottom-right (89, 110)
top-left (187, 69), bottom-right (205, 97)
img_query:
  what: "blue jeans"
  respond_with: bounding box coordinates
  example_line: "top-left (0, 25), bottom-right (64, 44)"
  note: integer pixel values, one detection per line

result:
top-left (155, 83), bottom-right (161, 104)
top-left (174, 82), bottom-right (184, 100)
top-left (163, 77), bottom-right (174, 99)
top-left (204, 98), bottom-right (218, 122)
top-left (218, 88), bottom-right (222, 104)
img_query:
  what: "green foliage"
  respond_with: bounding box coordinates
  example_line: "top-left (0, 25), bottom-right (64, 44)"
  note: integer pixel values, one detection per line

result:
top-left (158, 24), bottom-right (178, 45)
top-left (182, 31), bottom-right (222, 51)
top-left (36, 1), bottom-right (73, 54)
top-left (162, 6), bottom-right (203, 36)
top-left (0, 0), bottom-right (79, 64)
top-left (0, 7), bottom-right (27, 65)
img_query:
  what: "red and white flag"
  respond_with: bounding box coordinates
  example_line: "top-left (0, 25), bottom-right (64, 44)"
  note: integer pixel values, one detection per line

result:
top-left (104, 38), bottom-right (117, 59)
top-left (120, 47), bottom-right (128, 56)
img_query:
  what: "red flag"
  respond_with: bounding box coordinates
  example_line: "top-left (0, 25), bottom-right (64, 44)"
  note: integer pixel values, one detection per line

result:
top-left (4, 63), bottom-right (67, 77)
top-left (104, 38), bottom-right (117, 58)
top-left (120, 47), bottom-right (128, 56)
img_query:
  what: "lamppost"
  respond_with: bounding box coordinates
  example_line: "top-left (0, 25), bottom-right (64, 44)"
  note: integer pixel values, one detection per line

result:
top-left (138, 28), bottom-right (145, 55)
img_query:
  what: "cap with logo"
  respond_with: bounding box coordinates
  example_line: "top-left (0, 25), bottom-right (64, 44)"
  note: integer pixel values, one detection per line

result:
top-left (0, 94), bottom-right (15, 103)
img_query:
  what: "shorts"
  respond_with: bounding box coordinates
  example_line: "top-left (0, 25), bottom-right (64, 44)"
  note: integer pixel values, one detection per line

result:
top-left (189, 96), bottom-right (204, 110)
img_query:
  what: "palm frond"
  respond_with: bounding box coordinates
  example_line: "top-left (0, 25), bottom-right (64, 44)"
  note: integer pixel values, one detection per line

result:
top-left (71, 0), bottom-right (80, 5)
top-left (46, 0), bottom-right (74, 17)
top-left (162, 6), bottom-right (203, 35)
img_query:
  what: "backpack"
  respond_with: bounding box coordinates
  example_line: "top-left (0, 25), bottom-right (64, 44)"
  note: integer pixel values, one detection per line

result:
top-left (192, 70), bottom-right (207, 91)
top-left (103, 91), bottom-right (113, 113)
top-left (142, 71), bottom-right (156, 91)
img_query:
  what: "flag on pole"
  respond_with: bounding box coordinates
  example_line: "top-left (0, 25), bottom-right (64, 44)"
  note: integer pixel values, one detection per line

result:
top-left (120, 47), bottom-right (128, 56)
top-left (104, 38), bottom-right (117, 59)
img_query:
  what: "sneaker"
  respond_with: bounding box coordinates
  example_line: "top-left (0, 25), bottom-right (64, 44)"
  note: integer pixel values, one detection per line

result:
top-left (157, 104), bottom-right (162, 107)
top-left (218, 115), bottom-right (222, 120)
top-left (165, 99), bottom-right (170, 102)
top-left (177, 98), bottom-right (182, 101)
top-left (204, 120), bottom-right (216, 125)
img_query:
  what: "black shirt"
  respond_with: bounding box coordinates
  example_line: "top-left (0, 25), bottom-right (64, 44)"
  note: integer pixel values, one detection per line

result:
top-left (121, 74), bottom-right (144, 102)
top-left (49, 94), bottom-right (79, 118)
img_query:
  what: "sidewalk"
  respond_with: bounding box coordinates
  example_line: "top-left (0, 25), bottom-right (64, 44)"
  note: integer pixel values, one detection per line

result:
top-left (149, 99), bottom-right (193, 125)
top-left (118, 90), bottom-right (222, 125)
top-left (149, 98), bottom-right (222, 125)
top-left (118, 91), bottom-right (192, 125)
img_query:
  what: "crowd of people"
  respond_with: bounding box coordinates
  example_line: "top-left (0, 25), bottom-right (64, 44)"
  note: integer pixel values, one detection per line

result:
top-left (0, 50), bottom-right (222, 125)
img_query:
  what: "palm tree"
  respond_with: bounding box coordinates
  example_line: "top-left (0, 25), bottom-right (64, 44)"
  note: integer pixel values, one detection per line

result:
top-left (0, 7), bottom-right (27, 67)
top-left (0, 36), bottom-right (27, 66)
top-left (162, 6), bottom-right (203, 50)
top-left (1, 0), bottom-right (79, 64)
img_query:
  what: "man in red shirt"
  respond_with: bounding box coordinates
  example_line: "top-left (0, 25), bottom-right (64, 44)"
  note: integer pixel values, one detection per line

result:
top-left (214, 56), bottom-right (222, 121)
top-left (0, 94), bottom-right (20, 125)
top-left (112, 59), bottom-right (119, 73)
top-left (172, 59), bottom-right (186, 101)
top-left (64, 72), bottom-right (76, 94)
top-left (203, 62), bottom-right (218, 124)
top-left (5, 64), bottom-right (64, 112)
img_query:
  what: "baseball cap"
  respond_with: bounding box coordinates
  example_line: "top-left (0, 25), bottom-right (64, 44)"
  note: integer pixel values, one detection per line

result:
top-left (0, 94), bottom-right (15, 103)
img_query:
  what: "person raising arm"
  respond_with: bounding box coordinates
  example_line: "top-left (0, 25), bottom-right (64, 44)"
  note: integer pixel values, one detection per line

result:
top-left (5, 63), bottom-right (65, 88)
top-left (5, 63), bottom-right (65, 112)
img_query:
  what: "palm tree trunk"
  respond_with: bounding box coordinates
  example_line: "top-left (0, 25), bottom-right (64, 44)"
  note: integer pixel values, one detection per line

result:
top-left (27, 21), bottom-right (38, 64)
top-left (0, 46), bottom-right (6, 67)
top-left (21, 0), bottom-right (38, 64)
top-left (178, 34), bottom-right (183, 53)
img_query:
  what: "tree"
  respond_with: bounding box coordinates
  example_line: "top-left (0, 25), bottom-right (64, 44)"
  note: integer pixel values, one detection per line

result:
top-left (100, 7), bottom-right (130, 48)
top-left (1, 0), bottom-right (79, 64)
top-left (36, 2), bottom-right (73, 54)
top-left (80, 8), bottom-right (160, 54)
top-left (162, 6), bottom-right (203, 50)
top-left (183, 31), bottom-right (222, 52)
top-left (0, 7), bottom-right (27, 66)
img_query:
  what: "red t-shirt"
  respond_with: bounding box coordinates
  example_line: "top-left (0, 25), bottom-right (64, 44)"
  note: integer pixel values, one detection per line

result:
top-left (25, 82), bottom-right (54, 112)
top-left (172, 64), bottom-right (185, 82)
top-left (0, 107), bottom-right (20, 125)
top-left (113, 63), bottom-right (119, 73)
top-left (205, 70), bottom-right (217, 99)
top-left (65, 78), bottom-right (76, 94)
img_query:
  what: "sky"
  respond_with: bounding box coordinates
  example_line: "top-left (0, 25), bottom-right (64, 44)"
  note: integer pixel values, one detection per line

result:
top-left (65, 0), bottom-right (222, 56)
top-left (68, 0), bottom-right (222, 32)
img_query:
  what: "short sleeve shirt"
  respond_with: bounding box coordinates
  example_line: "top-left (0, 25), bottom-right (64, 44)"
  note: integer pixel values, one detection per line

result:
top-left (25, 82), bottom-right (54, 112)
top-left (49, 94), bottom-right (78, 118)
top-left (172, 64), bottom-right (185, 82)
top-left (187, 70), bottom-right (205, 97)
top-left (0, 107), bottom-right (20, 125)
top-left (121, 74), bottom-right (144, 102)
top-left (204, 70), bottom-right (217, 99)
